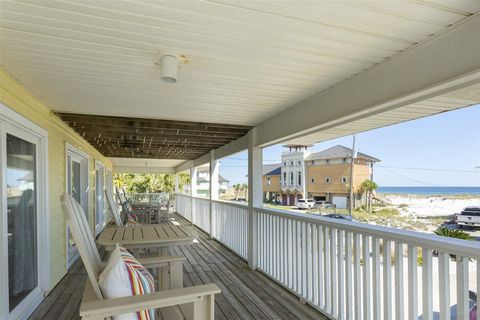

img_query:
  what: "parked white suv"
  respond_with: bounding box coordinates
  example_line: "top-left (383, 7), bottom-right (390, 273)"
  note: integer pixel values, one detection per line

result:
top-left (296, 199), bottom-right (316, 209)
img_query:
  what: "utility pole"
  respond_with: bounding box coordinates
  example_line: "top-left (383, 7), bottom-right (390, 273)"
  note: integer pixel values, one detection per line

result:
top-left (348, 135), bottom-right (356, 216)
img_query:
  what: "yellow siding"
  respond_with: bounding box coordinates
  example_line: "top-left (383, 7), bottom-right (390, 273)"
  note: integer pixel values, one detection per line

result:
top-left (307, 163), bottom-right (371, 195)
top-left (0, 69), bottom-right (112, 290)
top-left (263, 175), bottom-right (281, 193)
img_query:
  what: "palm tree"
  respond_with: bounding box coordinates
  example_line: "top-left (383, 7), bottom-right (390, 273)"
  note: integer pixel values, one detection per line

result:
top-left (359, 179), bottom-right (378, 212)
top-left (233, 183), bottom-right (241, 201)
top-left (241, 183), bottom-right (248, 201)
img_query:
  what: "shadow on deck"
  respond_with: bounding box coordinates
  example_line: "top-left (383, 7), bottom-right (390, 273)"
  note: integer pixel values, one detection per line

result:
top-left (29, 214), bottom-right (326, 320)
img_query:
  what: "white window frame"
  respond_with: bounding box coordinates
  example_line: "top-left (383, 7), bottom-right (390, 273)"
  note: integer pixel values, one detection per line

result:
top-left (0, 103), bottom-right (49, 320)
top-left (342, 177), bottom-right (348, 184)
top-left (311, 178), bottom-right (315, 183)
top-left (325, 177), bottom-right (331, 183)
top-left (65, 143), bottom-right (89, 269)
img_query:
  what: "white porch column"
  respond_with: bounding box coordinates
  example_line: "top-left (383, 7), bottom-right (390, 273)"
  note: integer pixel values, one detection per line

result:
top-left (247, 128), bottom-right (262, 270)
top-left (190, 164), bottom-right (197, 223)
top-left (209, 150), bottom-right (219, 238)
top-left (174, 172), bottom-right (179, 194)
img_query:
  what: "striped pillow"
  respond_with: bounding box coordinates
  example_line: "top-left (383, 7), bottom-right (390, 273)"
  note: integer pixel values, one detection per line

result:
top-left (98, 245), bottom-right (156, 320)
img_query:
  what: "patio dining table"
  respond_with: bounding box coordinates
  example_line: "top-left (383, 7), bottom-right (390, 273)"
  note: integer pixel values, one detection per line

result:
top-left (97, 223), bottom-right (197, 289)
top-left (97, 223), bottom-right (197, 251)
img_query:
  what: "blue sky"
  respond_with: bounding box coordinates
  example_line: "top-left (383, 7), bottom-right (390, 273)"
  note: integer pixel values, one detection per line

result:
top-left (219, 104), bottom-right (480, 187)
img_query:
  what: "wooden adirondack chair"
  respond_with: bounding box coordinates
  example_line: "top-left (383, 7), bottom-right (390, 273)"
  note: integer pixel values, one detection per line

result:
top-left (61, 194), bottom-right (220, 320)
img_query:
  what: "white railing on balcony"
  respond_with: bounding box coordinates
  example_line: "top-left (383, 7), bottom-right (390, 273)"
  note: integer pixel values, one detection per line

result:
top-left (212, 200), bottom-right (248, 260)
top-left (192, 196), bottom-right (211, 234)
top-left (175, 194), bottom-right (480, 320)
top-left (175, 193), bottom-right (192, 221)
top-left (127, 192), bottom-right (170, 205)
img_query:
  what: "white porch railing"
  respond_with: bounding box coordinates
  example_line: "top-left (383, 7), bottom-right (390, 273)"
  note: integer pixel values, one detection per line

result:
top-left (127, 192), bottom-right (170, 205)
top-left (212, 200), bottom-right (248, 259)
top-left (175, 194), bottom-right (480, 320)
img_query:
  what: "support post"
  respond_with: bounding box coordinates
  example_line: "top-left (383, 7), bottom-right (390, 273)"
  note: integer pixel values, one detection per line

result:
top-left (209, 150), bottom-right (219, 238)
top-left (174, 172), bottom-right (179, 194)
top-left (247, 129), bottom-right (262, 270)
top-left (190, 164), bottom-right (197, 224)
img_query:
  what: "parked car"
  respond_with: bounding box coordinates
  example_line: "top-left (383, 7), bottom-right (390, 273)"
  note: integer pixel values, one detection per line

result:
top-left (322, 213), bottom-right (354, 221)
top-left (296, 199), bottom-right (316, 209)
top-left (314, 201), bottom-right (334, 208)
top-left (456, 206), bottom-right (480, 229)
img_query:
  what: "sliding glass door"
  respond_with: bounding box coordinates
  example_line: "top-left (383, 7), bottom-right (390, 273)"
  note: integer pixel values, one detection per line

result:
top-left (1, 104), bottom-right (48, 320)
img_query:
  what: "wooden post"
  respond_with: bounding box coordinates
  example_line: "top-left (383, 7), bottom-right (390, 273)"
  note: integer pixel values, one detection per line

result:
top-left (209, 150), bottom-right (219, 238)
top-left (348, 135), bottom-right (356, 216)
top-left (174, 172), bottom-right (179, 194)
top-left (190, 164), bottom-right (197, 224)
top-left (248, 129), bottom-right (262, 270)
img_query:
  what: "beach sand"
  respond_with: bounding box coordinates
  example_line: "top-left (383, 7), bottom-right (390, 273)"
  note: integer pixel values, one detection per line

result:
top-left (381, 194), bottom-right (480, 217)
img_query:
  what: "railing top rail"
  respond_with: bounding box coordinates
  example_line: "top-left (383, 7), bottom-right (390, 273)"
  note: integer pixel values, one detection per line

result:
top-left (211, 199), bottom-right (248, 209)
top-left (254, 206), bottom-right (480, 258)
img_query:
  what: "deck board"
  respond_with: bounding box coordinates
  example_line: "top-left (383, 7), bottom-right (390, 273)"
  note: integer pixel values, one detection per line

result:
top-left (29, 214), bottom-right (326, 320)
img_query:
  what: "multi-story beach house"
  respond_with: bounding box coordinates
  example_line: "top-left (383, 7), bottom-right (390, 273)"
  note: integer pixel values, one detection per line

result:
top-left (305, 145), bottom-right (380, 208)
top-left (185, 164), bottom-right (229, 197)
top-left (263, 145), bottom-right (380, 208)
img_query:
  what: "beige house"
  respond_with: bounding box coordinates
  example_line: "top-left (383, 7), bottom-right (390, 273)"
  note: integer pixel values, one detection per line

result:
top-left (305, 145), bottom-right (380, 208)
top-left (262, 145), bottom-right (379, 208)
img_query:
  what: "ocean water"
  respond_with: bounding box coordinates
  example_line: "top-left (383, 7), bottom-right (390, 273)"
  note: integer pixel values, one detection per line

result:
top-left (377, 186), bottom-right (480, 195)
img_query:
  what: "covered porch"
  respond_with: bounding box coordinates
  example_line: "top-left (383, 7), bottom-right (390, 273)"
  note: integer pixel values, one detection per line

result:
top-left (1, 1), bottom-right (480, 320)
top-left (29, 213), bottom-right (323, 320)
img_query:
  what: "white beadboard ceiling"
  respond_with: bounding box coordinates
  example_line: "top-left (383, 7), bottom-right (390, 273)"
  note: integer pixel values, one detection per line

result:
top-left (1, 0), bottom-right (480, 128)
top-left (287, 83), bottom-right (480, 145)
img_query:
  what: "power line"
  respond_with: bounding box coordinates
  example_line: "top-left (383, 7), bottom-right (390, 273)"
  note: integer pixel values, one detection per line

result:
top-left (377, 165), bottom-right (479, 173)
top-left (376, 166), bottom-right (437, 186)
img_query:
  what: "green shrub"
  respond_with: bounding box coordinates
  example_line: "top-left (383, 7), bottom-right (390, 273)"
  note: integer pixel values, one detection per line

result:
top-left (434, 226), bottom-right (474, 240)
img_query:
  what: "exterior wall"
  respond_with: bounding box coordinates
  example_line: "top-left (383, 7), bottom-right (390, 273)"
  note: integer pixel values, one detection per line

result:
top-left (0, 69), bottom-right (112, 290)
top-left (306, 162), bottom-right (371, 197)
top-left (262, 175), bottom-right (281, 193)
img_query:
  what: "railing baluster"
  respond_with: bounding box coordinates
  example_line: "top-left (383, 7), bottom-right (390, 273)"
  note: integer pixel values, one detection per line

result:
top-left (302, 222), bottom-right (307, 296)
top-left (363, 235), bottom-right (371, 320)
top-left (372, 237), bottom-right (381, 320)
top-left (395, 242), bottom-right (404, 320)
top-left (477, 258), bottom-right (479, 320)
top-left (331, 228), bottom-right (338, 317)
top-left (383, 240), bottom-right (392, 320)
top-left (438, 252), bottom-right (450, 320)
top-left (337, 229), bottom-right (345, 320)
top-left (422, 248), bottom-right (433, 320)
top-left (456, 256), bottom-right (469, 320)
top-left (354, 233), bottom-right (362, 320)
top-left (288, 218), bottom-right (293, 289)
top-left (306, 223), bottom-right (312, 301)
top-left (313, 224), bottom-right (319, 306)
top-left (408, 245), bottom-right (418, 320)
top-left (318, 224), bottom-right (325, 309)
top-left (346, 231), bottom-right (353, 320)
top-left (325, 226), bottom-right (331, 313)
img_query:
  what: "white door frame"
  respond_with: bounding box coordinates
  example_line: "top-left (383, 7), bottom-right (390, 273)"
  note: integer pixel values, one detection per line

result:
top-left (94, 160), bottom-right (105, 236)
top-left (0, 103), bottom-right (49, 320)
top-left (65, 143), bottom-right (89, 269)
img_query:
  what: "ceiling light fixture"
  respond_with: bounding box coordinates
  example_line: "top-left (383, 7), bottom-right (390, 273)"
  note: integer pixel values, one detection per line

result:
top-left (159, 55), bottom-right (179, 84)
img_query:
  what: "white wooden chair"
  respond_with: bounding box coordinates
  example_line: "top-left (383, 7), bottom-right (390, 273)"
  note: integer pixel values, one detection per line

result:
top-left (61, 194), bottom-right (220, 320)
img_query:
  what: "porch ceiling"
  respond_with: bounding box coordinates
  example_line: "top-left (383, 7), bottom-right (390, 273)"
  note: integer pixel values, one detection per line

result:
top-left (56, 113), bottom-right (251, 160)
top-left (1, 0), bottom-right (480, 127)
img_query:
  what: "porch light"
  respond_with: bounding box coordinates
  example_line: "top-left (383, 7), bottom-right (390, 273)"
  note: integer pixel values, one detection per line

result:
top-left (159, 55), bottom-right (179, 84)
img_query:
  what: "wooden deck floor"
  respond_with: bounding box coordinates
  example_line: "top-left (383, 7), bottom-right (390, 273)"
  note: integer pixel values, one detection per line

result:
top-left (30, 214), bottom-right (326, 320)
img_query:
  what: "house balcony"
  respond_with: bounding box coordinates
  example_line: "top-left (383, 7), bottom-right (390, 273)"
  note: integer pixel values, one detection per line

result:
top-left (1, 1), bottom-right (480, 320)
